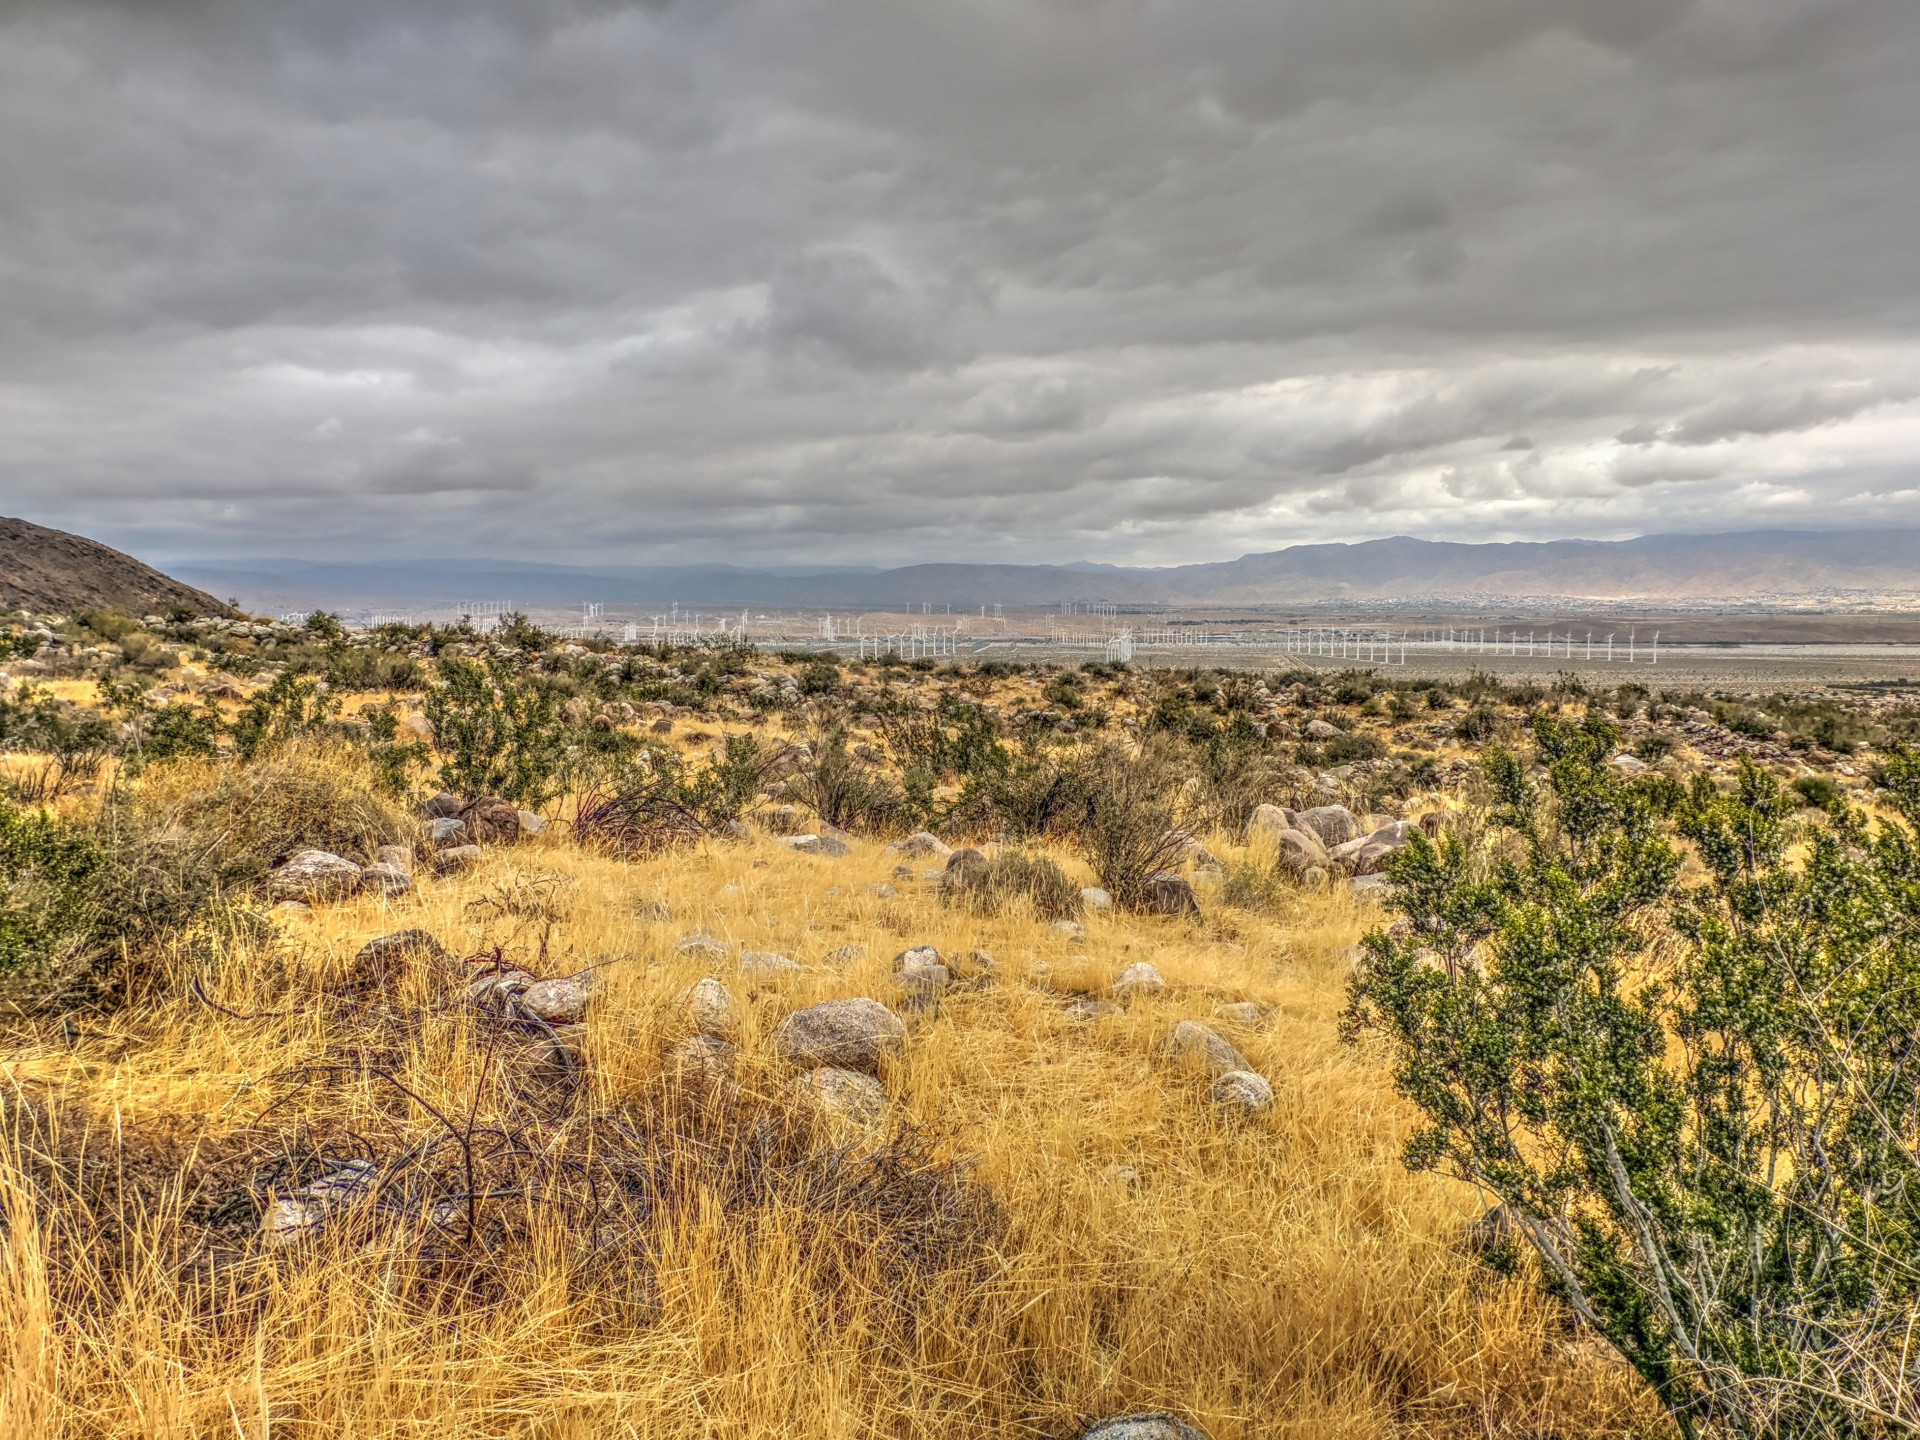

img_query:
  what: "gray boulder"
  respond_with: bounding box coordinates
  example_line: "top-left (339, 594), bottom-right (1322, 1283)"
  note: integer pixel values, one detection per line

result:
top-left (1146, 872), bottom-right (1199, 916)
top-left (739, 950), bottom-right (803, 978)
top-left (348, 928), bottom-right (446, 992)
top-left (1162, 1020), bottom-right (1248, 1080)
top-left (374, 844), bottom-right (414, 872)
top-left (432, 844), bottom-right (483, 876)
top-left (774, 998), bottom-right (906, 1072)
top-left (793, 1066), bottom-right (888, 1126)
top-left (516, 810), bottom-right (548, 837)
top-left (420, 792), bottom-right (464, 819)
top-left (1295, 804), bottom-right (1360, 848)
top-left (886, 831), bottom-right (953, 861)
top-left (1244, 803), bottom-right (1296, 843)
top-left (1303, 718), bottom-right (1344, 740)
top-left (429, 816), bottom-right (468, 845)
top-left (667, 1033), bottom-right (737, 1083)
top-left (356, 862), bottom-right (412, 897)
top-left (269, 850), bottom-right (363, 904)
top-left (1273, 827), bottom-right (1329, 873)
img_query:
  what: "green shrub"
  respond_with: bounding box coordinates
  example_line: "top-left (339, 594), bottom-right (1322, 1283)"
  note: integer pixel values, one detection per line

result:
top-left (799, 661), bottom-right (842, 696)
top-left (1074, 742), bottom-right (1188, 909)
top-left (1348, 727), bottom-right (1920, 1437)
top-left (945, 850), bottom-right (1082, 920)
top-left (781, 728), bottom-right (921, 834)
top-left (230, 671), bottom-right (338, 760)
top-left (422, 655), bottom-right (566, 803)
top-left (1790, 773), bottom-right (1843, 811)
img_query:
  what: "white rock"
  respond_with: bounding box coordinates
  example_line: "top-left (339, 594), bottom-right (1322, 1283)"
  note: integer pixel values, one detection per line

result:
top-left (1161, 1020), bottom-right (1249, 1080)
top-left (674, 934), bottom-right (729, 962)
top-left (885, 831), bottom-right (953, 860)
top-left (1214, 1002), bottom-right (1261, 1026)
top-left (519, 971), bottom-right (593, 1024)
top-left (1084, 1414), bottom-right (1210, 1440)
top-left (1080, 886), bottom-right (1113, 910)
top-left (261, 1197), bottom-right (324, 1247)
top-left (516, 810), bottom-right (547, 836)
top-left (677, 977), bottom-right (740, 1039)
top-left (1211, 1070), bottom-right (1275, 1113)
top-left (1048, 919), bottom-right (1087, 940)
top-left (1112, 962), bottom-right (1167, 998)
top-left (269, 850), bottom-right (363, 904)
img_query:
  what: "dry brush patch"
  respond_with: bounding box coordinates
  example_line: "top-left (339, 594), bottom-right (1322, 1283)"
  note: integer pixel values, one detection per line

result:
top-left (0, 826), bottom-right (1659, 1438)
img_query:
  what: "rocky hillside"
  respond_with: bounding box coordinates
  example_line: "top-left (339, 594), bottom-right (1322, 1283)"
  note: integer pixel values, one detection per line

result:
top-left (0, 515), bottom-right (234, 618)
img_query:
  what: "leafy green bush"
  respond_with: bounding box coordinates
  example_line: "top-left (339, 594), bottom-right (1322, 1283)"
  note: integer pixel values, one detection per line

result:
top-left (230, 672), bottom-right (338, 760)
top-left (945, 850), bottom-right (1081, 921)
top-left (1790, 773), bottom-right (1843, 811)
top-left (1348, 725), bottom-right (1920, 1437)
top-left (782, 728), bottom-right (921, 834)
top-left (1074, 742), bottom-right (1188, 909)
top-left (422, 655), bottom-right (566, 803)
top-left (574, 734), bottom-right (783, 854)
top-left (0, 793), bottom-right (253, 1007)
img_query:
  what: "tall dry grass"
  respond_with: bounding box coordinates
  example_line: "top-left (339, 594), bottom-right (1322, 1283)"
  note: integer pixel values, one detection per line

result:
top-left (0, 824), bottom-right (1659, 1438)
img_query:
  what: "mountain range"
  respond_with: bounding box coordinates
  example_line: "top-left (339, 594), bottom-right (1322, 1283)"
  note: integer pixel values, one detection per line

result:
top-left (163, 529), bottom-right (1920, 614)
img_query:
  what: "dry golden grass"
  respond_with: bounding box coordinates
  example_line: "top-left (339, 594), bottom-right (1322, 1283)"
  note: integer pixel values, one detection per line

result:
top-left (0, 821), bottom-right (1660, 1439)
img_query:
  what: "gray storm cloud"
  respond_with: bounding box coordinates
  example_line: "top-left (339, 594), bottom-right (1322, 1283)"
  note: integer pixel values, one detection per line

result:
top-left (0, 0), bottom-right (1915, 564)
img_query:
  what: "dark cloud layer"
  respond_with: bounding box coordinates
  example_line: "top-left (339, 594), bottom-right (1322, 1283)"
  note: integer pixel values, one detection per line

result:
top-left (1, 0), bottom-right (1916, 565)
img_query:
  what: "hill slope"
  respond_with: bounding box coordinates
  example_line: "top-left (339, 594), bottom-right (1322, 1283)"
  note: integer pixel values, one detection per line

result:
top-left (1, 516), bottom-right (235, 618)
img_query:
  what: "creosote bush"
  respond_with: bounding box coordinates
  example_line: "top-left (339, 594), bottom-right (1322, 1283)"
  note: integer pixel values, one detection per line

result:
top-left (1349, 723), bottom-right (1920, 1438)
top-left (944, 850), bottom-right (1082, 921)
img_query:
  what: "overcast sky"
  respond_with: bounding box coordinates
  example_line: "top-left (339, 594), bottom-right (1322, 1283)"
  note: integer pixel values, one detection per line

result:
top-left (2, 0), bottom-right (1916, 567)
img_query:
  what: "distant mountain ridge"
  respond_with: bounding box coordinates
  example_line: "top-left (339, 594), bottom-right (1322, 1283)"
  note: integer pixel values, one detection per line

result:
top-left (167, 529), bottom-right (1920, 613)
top-left (1, 516), bottom-right (234, 618)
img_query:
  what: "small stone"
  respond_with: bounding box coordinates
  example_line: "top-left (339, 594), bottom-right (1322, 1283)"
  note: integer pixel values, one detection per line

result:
top-left (1079, 886), bottom-right (1113, 910)
top-left (429, 816), bottom-right (468, 845)
top-left (432, 844), bottom-right (483, 875)
top-left (519, 971), bottom-right (593, 1024)
top-left (774, 998), bottom-right (906, 1072)
top-left (956, 949), bottom-right (997, 977)
top-left (778, 834), bottom-right (847, 858)
top-left (1048, 919), bottom-right (1087, 941)
top-left (269, 850), bottom-right (363, 904)
top-left (374, 844), bottom-right (414, 873)
top-left (1162, 1020), bottom-right (1248, 1080)
top-left (1064, 996), bottom-right (1122, 1022)
top-left (666, 1033), bottom-right (737, 1082)
top-left (892, 945), bottom-right (943, 975)
top-left (677, 977), bottom-right (740, 1038)
top-left (739, 950), bottom-right (802, 977)
top-left (892, 864), bottom-right (915, 880)
top-left (1214, 1002), bottom-right (1260, 1026)
top-left (674, 934), bottom-right (729, 962)
top-left (468, 967), bottom-right (537, 1006)
top-left (823, 944), bottom-right (867, 966)
top-left (1211, 1070), bottom-right (1275, 1113)
top-left (1112, 961), bottom-right (1166, 998)
top-left (516, 810), bottom-right (547, 836)
top-left (885, 831), bottom-right (953, 861)
top-left (273, 900), bottom-right (313, 917)
top-left (1304, 718), bottom-right (1344, 740)
top-left (261, 1197), bottom-right (325, 1247)
top-left (1350, 874), bottom-right (1390, 897)
top-left (865, 883), bottom-right (897, 898)
top-left (419, 792), bottom-right (464, 819)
